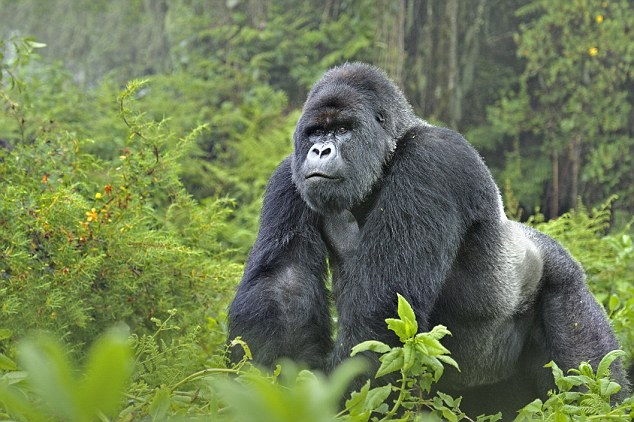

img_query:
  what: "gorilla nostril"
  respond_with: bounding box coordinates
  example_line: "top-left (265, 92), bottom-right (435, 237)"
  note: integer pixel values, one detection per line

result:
top-left (320, 147), bottom-right (332, 158)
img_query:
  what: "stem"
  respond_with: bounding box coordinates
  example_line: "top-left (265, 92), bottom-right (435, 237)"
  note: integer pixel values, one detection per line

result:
top-left (588, 413), bottom-right (628, 420)
top-left (170, 367), bottom-right (240, 392)
top-left (381, 373), bottom-right (408, 420)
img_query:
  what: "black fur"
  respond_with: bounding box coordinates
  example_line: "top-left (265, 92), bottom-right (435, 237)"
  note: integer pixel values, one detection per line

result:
top-left (228, 63), bottom-right (630, 418)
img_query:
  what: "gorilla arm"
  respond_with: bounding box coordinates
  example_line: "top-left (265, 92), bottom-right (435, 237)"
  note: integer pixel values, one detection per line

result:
top-left (227, 158), bottom-right (333, 369)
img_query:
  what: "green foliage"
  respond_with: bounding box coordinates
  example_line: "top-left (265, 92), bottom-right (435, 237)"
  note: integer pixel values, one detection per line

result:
top-left (516, 351), bottom-right (633, 420)
top-left (217, 294), bottom-right (485, 422)
top-left (347, 294), bottom-right (478, 422)
top-left (1, 289), bottom-right (632, 420)
top-left (483, 0), bottom-right (634, 214)
top-left (0, 55), bottom-right (240, 356)
top-left (0, 327), bottom-right (133, 421)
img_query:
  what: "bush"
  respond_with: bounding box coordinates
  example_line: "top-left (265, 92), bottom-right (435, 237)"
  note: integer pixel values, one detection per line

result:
top-left (2, 295), bottom-right (631, 421)
top-left (0, 62), bottom-right (240, 356)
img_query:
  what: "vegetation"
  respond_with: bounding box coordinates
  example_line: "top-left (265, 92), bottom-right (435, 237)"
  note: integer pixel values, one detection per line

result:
top-left (0, 0), bottom-right (632, 420)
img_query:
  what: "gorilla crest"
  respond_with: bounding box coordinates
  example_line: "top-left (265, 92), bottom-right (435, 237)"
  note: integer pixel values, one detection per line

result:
top-left (228, 63), bottom-right (630, 417)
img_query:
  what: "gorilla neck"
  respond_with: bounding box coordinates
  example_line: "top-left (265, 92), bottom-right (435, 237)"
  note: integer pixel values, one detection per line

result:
top-left (350, 185), bottom-right (381, 229)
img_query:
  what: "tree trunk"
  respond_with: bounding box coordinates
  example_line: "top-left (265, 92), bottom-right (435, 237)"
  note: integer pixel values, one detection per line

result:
top-left (377, 0), bottom-right (406, 87)
top-left (446, 0), bottom-right (459, 128)
top-left (569, 136), bottom-right (581, 211)
top-left (551, 150), bottom-right (559, 218)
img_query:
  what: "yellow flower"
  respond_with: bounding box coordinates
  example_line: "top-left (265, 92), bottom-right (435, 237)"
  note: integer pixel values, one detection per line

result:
top-left (596, 15), bottom-right (604, 23)
top-left (95, 192), bottom-right (102, 199)
top-left (588, 47), bottom-right (599, 57)
top-left (86, 208), bottom-right (98, 222)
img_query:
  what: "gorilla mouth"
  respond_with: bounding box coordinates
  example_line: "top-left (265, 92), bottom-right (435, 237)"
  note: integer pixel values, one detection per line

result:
top-left (305, 172), bottom-right (340, 180)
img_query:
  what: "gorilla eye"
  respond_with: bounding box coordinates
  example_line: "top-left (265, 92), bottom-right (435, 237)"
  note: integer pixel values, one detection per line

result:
top-left (312, 129), bottom-right (325, 136)
top-left (336, 126), bottom-right (348, 135)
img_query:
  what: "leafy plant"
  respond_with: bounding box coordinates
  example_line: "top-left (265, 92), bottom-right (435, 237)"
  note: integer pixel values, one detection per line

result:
top-left (0, 327), bottom-right (132, 421)
top-left (0, 62), bottom-right (240, 355)
top-left (516, 351), bottom-right (633, 420)
top-left (219, 294), bottom-right (498, 422)
top-left (349, 294), bottom-right (464, 421)
top-left (1, 294), bottom-right (631, 420)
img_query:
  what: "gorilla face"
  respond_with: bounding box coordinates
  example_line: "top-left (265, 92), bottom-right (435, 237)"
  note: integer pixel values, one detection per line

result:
top-left (291, 76), bottom-right (396, 214)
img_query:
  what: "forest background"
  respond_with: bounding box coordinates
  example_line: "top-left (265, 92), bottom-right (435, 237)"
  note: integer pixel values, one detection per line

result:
top-left (0, 0), bottom-right (633, 420)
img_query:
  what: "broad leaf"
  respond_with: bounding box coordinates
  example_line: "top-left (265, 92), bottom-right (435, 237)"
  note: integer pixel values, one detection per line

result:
top-left (396, 294), bottom-right (418, 337)
top-left (386, 318), bottom-right (409, 342)
top-left (376, 348), bottom-right (404, 378)
top-left (79, 326), bottom-right (133, 419)
top-left (351, 340), bottom-right (391, 356)
top-left (596, 349), bottom-right (625, 380)
top-left (17, 334), bottom-right (80, 421)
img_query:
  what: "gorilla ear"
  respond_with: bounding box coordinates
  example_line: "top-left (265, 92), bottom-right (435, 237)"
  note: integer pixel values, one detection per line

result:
top-left (375, 112), bottom-right (386, 125)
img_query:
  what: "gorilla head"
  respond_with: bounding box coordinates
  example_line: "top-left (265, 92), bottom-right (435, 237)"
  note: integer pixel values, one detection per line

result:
top-left (291, 63), bottom-right (420, 213)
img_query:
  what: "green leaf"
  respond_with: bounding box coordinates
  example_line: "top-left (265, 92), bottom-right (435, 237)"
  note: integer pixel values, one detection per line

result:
top-left (0, 382), bottom-right (47, 422)
top-left (345, 380), bottom-right (371, 417)
top-left (17, 333), bottom-right (81, 421)
top-left (427, 325), bottom-right (452, 340)
top-left (441, 407), bottom-right (459, 422)
top-left (421, 356), bottom-right (444, 382)
top-left (608, 295), bottom-right (620, 313)
top-left (364, 384), bottom-right (392, 412)
top-left (477, 412), bottom-right (503, 422)
top-left (437, 355), bottom-right (460, 371)
top-left (351, 340), bottom-right (391, 357)
top-left (26, 40), bottom-right (47, 49)
top-left (2, 370), bottom-right (28, 385)
top-left (296, 368), bottom-right (318, 386)
top-left (437, 391), bottom-right (455, 407)
top-left (521, 398), bottom-right (543, 412)
top-left (149, 386), bottom-right (171, 420)
top-left (598, 378), bottom-right (621, 397)
top-left (0, 328), bottom-right (13, 341)
top-left (78, 326), bottom-right (133, 419)
top-left (416, 336), bottom-right (450, 356)
top-left (376, 348), bottom-right (404, 378)
top-left (386, 318), bottom-right (408, 342)
top-left (596, 350), bottom-right (626, 380)
top-left (562, 375), bottom-right (590, 387)
top-left (0, 353), bottom-right (17, 371)
top-left (396, 293), bottom-right (418, 337)
top-left (402, 342), bottom-right (415, 372)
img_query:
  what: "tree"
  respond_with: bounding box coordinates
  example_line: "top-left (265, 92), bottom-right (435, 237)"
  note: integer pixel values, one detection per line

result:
top-left (487, 0), bottom-right (634, 220)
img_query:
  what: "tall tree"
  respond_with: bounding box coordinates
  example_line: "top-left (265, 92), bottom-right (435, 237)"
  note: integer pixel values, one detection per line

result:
top-left (401, 0), bottom-right (489, 129)
top-left (488, 0), bottom-right (634, 219)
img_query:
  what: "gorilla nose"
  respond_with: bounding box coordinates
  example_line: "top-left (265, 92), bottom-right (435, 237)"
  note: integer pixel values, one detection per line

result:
top-left (307, 142), bottom-right (336, 163)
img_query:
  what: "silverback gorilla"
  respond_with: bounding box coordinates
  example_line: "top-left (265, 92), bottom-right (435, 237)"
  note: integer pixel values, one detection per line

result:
top-left (228, 63), bottom-right (629, 416)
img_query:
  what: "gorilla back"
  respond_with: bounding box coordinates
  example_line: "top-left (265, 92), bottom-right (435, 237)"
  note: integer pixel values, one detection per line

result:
top-left (227, 63), bottom-right (629, 417)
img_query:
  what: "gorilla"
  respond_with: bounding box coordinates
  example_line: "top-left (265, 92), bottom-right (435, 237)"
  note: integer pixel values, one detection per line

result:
top-left (227, 63), bottom-right (630, 417)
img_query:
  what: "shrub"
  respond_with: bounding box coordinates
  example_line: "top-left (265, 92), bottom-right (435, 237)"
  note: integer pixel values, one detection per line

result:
top-left (0, 68), bottom-right (240, 356)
